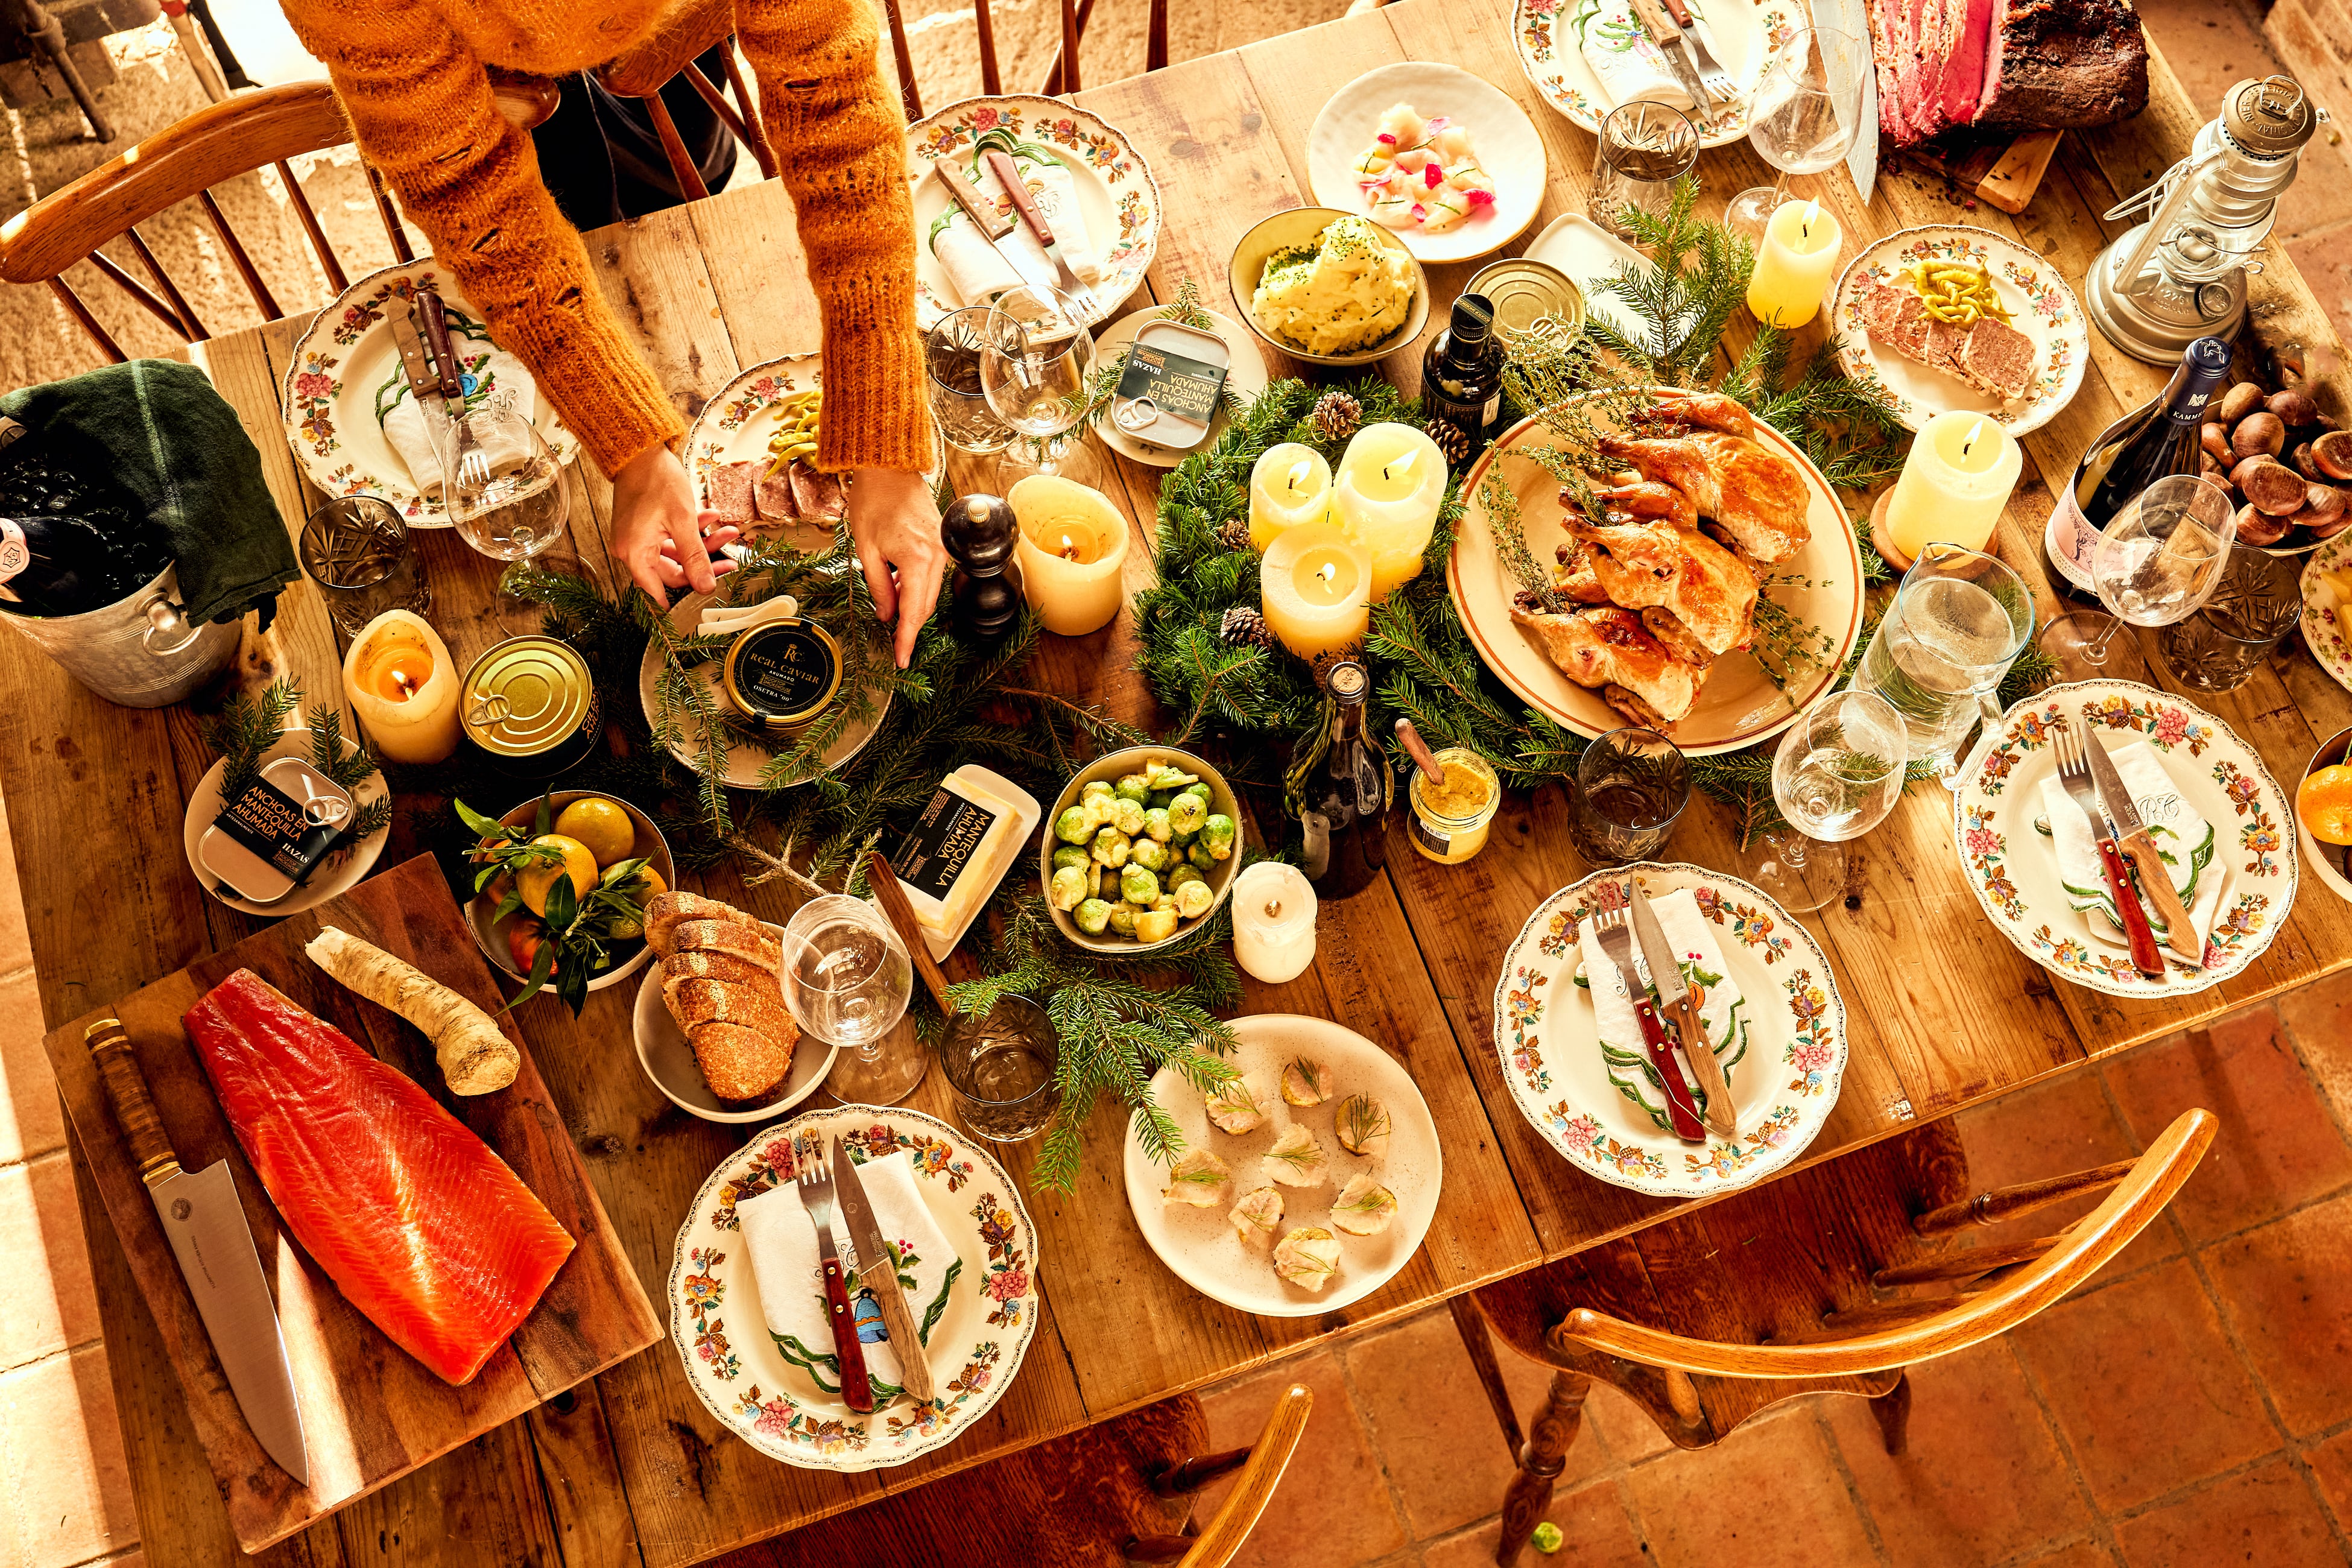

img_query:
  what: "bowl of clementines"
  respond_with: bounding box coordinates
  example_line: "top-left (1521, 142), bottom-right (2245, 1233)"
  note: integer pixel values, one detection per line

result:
top-left (2297, 726), bottom-right (2352, 903)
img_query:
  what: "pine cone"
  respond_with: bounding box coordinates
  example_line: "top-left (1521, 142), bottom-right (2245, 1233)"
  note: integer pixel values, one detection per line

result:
top-left (1221, 604), bottom-right (1279, 651)
top-left (1311, 390), bottom-right (1362, 443)
top-left (1425, 418), bottom-right (1475, 469)
top-left (1214, 514), bottom-right (1253, 553)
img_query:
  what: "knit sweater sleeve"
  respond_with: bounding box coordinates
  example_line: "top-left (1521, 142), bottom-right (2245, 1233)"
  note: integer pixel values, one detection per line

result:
top-left (283, 0), bottom-right (685, 479)
top-left (734, 0), bottom-right (935, 475)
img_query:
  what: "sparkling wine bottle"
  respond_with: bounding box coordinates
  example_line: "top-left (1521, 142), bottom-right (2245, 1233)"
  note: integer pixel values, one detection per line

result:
top-left (0, 424), bottom-right (168, 616)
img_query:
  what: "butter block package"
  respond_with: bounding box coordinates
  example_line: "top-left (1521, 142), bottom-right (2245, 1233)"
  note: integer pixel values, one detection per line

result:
top-left (884, 764), bottom-right (1043, 960)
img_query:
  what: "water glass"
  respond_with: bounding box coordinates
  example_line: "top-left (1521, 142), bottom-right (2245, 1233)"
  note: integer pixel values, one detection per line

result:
top-left (1725, 26), bottom-right (1868, 242)
top-left (2157, 542), bottom-right (2303, 694)
top-left (938, 994), bottom-right (1061, 1143)
top-left (444, 406), bottom-right (566, 563)
top-left (927, 307), bottom-right (1016, 457)
top-left (1745, 690), bottom-right (1908, 914)
top-left (980, 285), bottom-right (1096, 477)
top-left (1566, 726), bottom-right (1690, 868)
top-left (1848, 542), bottom-right (2035, 783)
top-left (297, 496), bottom-right (430, 634)
top-left (1589, 101), bottom-right (1698, 240)
top-left (783, 894), bottom-right (923, 1104)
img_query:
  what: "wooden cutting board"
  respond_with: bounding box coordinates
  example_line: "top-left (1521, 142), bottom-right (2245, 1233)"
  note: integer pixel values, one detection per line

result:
top-left (1896, 129), bottom-right (2064, 216)
top-left (41, 853), bottom-right (662, 1554)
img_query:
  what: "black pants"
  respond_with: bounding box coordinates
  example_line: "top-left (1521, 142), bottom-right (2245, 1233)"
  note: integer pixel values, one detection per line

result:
top-left (531, 43), bottom-right (741, 230)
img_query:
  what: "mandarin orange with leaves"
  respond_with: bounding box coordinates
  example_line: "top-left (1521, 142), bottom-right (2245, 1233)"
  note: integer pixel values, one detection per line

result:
top-left (2298, 764), bottom-right (2352, 846)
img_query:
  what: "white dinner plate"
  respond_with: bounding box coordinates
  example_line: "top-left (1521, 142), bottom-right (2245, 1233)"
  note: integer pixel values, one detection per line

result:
top-left (1830, 224), bottom-right (2090, 437)
top-left (1949, 680), bottom-right (2298, 998)
top-left (1490, 862), bottom-right (1848, 1198)
top-left (668, 1105), bottom-right (1040, 1471)
top-left (280, 257), bottom-right (579, 526)
top-left (631, 962), bottom-right (839, 1124)
top-left (683, 353), bottom-right (947, 520)
top-left (1089, 305), bottom-right (1269, 468)
top-left (1520, 211), bottom-right (1651, 343)
top-left (2300, 536), bottom-right (2352, 695)
top-left (1304, 62), bottom-right (1547, 265)
top-left (182, 727), bottom-right (390, 917)
top-left (1122, 1014), bottom-right (1441, 1319)
top-left (1448, 392), bottom-right (1866, 755)
top-left (904, 95), bottom-right (1162, 333)
top-left (1510, 0), bottom-right (1797, 148)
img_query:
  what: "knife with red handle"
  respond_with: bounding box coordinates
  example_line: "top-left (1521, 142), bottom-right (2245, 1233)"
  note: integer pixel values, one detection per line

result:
top-left (981, 148), bottom-right (1099, 315)
top-left (800, 1150), bottom-right (875, 1414)
top-left (2055, 729), bottom-right (2164, 979)
top-left (1594, 906), bottom-right (1706, 1141)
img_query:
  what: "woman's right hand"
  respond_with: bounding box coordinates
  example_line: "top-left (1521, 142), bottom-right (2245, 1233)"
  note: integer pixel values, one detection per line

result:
top-left (610, 443), bottom-right (735, 601)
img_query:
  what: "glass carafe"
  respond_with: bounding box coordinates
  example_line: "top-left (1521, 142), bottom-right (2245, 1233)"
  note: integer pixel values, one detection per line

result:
top-left (1847, 543), bottom-right (2035, 784)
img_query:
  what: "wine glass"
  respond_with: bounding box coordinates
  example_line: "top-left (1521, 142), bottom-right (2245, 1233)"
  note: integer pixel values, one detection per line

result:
top-left (785, 894), bottom-right (924, 1104)
top-left (2035, 474), bottom-right (2237, 682)
top-left (444, 405), bottom-right (567, 565)
top-left (1745, 689), bottom-right (1908, 915)
top-left (979, 285), bottom-right (1097, 477)
top-left (1724, 26), bottom-right (1868, 242)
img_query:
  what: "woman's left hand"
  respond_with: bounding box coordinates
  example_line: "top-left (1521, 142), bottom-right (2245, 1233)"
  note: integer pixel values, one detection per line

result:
top-left (847, 467), bottom-right (949, 667)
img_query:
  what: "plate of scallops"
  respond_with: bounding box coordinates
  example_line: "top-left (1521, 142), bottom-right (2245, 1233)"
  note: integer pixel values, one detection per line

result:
top-left (1123, 1014), bottom-right (1440, 1318)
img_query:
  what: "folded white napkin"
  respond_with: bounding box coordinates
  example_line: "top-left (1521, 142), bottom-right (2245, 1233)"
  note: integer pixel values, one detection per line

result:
top-left (929, 153), bottom-right (1104, 311)
top-left (1572, 0), bottom-right (1698, 113)
top-left (2037, 738), bottom-right (2216, 945)
top-left (1576, 887), bottom-right (1748, 1131)
top-left (738, 1149), bottom-right (958, 1399)
top-left (375, 312), bottom-right (539, 501)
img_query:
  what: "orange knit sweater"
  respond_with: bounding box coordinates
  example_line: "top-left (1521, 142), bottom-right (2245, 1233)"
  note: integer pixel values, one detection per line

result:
top-left (281, 0), bottom-right (932, 479)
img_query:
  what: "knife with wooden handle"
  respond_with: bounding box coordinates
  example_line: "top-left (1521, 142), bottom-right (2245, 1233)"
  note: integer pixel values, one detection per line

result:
top-left (2083, 729), bottom-right (2201, 963)
top-left (831, 1133), bottom-right (936, 1405)
top-left (981, 147), bottom-right (1099, 316)
top-left (1628, 887), bottom-right (1736, 1138)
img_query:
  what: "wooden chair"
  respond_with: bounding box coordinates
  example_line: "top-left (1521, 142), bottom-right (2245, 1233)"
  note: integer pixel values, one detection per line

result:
top-left (874, 0), bottom-right (1172, 120)
top-left (1452, 1108), bottom-right (2215, 1567)
top-left (0, 77), bottom-right (558, 361)
top-left (709, 1383), bottom-right (1312, 1566)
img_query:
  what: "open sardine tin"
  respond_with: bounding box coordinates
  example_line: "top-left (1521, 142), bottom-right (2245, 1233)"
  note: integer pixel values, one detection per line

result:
top-left (1109, 320), bottom-right (1233, 453)
top-left (198, 755), bottom-right (356, 905)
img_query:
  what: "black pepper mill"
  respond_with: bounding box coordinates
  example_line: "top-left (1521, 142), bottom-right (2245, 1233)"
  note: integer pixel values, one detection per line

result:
top-left (940, 493), bottom-right (1023, 640)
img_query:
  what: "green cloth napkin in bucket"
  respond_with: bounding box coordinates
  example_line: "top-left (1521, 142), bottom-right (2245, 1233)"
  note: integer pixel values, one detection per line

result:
top-left (1, 358), bottom-right (299, 629)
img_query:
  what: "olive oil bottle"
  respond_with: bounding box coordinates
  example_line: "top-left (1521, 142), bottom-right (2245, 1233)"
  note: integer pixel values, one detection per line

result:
top-left (1286, 660), bottom-right (1394, 897)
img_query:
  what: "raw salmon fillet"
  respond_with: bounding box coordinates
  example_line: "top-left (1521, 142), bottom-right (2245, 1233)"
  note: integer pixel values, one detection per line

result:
top-left (184, 968), bottom-right (574, 1385)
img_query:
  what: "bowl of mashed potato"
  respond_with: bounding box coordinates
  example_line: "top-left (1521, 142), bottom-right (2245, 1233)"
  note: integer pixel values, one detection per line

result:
top-left (1228, 207), bottom-right (1428, 367)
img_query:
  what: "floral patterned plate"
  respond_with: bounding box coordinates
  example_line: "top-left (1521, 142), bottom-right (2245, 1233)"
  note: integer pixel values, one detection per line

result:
top-left (1950, 680), bottom-right (2298, 999)
top-left (904, 95), bottom-right (1162, 333)
top-left (1491, 862), bottom-right (1847, 1199)
top-left (2299, 535), bottom-right (2352, 695)
top-left (1122, 1014), bottom-right (1441, 1318)
top-left (668, 1104), bottom-right (1040, 1472)
top-left (683, 352), bottom-right (945, 519)
top-left (1829, 224), bottom-right (2089, 438)
top-left (279, 258), bottom-right (579, 526)
top-left (1511, 0), bottom-right (1796, 148)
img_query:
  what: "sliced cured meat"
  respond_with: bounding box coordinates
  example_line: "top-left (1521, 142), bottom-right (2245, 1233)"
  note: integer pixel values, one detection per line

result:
top-left (707, 461), bottom-right (758, 525)
top-left (786, 462), bottom-right (847, 525)
top-left (1868, 0), bottom-right (2148, 149)
top-left (183, 968), bottom-right (574, 1385)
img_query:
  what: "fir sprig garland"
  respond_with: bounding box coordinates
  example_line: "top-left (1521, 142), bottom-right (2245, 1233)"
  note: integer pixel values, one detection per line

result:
top-left (200, 677), bottom-right (396, 849)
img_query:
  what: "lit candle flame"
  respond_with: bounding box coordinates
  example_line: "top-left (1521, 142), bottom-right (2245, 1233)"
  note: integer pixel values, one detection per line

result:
top-left (390, 669), bottom-right (415, 700)
top-left (1265, 897), bottom-right (1283, 918)
top-left (1962, 417), bottom-right (1987, 461)
top-left (1319, 561), bottom-right (1338, 586)
top-left (1800, 200), bottom-right (1821, 242)
top-left (1057, 531), bottom-right (1082, 562)
top-left (1383, 448), bottom-right (1417, 485)
top-left (1286, 457), bottom-right (1313, 496)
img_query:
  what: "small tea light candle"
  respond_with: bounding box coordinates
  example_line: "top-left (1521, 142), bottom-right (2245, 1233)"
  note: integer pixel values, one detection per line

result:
top-left (1231, 861), bottom-right (1317, 984)
top-left (340, 608), bottom-right (460, 764)
top-left (1261, 522), bottom-right (1372, 661)
top-left (1332, 423), bottom-right (1447, 602)
top-left (1883, 412), bottom-right (2022, 560)
top-left (1248, 443), bottom-right (1333, 551)
top-left (1745, 200), bottom-right (1842, 328)
top-left (1009, 474), bottom-right (1131, 636)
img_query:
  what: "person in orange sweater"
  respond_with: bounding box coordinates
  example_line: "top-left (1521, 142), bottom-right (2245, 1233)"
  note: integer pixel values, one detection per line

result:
top-left (282, 0), bottom-right (944, 664)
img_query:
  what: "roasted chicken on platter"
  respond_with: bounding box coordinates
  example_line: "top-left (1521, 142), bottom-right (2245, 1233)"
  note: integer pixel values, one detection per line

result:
top-left (1508, 605), bottom-right (1702, 730)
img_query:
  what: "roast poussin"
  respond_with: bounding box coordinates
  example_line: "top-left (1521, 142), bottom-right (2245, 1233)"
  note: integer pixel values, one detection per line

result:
top-left (1560, 501), bottom-right (1757, 656)
top-left (1598, 429), bottom-right (1812, 564)
top-left (1509, 604), bottom-right (1706, 726)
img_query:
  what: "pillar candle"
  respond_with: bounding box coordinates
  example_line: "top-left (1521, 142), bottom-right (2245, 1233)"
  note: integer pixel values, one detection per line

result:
top-left (1248, 443), bottom-right (1333, 551)
top-left (1745, 200), bottom-right (1842, 328)
top-left (1230, 861), bottom-right (1317, 984)
top-left (1331, 422), bottom-right (1447, 602)
top-left (1884, 412), bottom-right (2023, 559)
top-left (340, 608), bottom-right (461, 764)
top-left (1260, 522), bottom-right (1371, 661)
top-left (1009, 474), bottom-right (1130, 636)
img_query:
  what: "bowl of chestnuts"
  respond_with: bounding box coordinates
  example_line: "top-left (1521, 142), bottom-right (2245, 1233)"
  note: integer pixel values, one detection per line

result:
top-left (2198, 346), bottom-right (2350, 555)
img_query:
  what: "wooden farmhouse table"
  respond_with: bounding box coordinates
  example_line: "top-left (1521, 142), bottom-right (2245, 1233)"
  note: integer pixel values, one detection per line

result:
top-left (8, 1), bottom-right (2352, 1561)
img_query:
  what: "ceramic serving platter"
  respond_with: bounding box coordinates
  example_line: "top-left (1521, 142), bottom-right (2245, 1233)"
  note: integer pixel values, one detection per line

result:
top-left (1949, 680), bottom-right (2297, 999)
top-left (1449, 391), bottom-right (1866, 756)
top-left (1491, 862), bottom-right (1848, 1199)
top-left (669, 1105), bottom-right (1039, 1470)
top-left (181, 728), bottom-right (389, 917)
top-left (2300, 536), bottom-right (2352, 695)
top-left (904, 95), bottom-right (1162, 333)
top-left (1089, 305), bottom-right (1269, 467)
top-left (1303, 61), bottom-right (1547, 265)
top-left (684, 353), bottom-right (947, 519)
top-left (1511, 0), bottom-right (1797, 148)
top-left (1830, 224), bottom-right (2090, 438)
top-left (280, 258), bottom-right (579, 526)
top-left (1122, 1014), bottom-right (1441, 1318)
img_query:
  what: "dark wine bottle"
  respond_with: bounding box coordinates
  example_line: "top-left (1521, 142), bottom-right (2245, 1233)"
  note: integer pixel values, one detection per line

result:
top-left (1289, 660), bottom-right (1394, 899)
top-left (0, 421), bottom-right (168, 617)
top-left (1420, 293), bottom-right (1504, 452)
top-left (2041, 335), bottom-right (2233, 607)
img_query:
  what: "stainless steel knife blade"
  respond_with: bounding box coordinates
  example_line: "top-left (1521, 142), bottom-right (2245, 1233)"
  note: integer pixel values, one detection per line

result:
top-left (982, 148), bottom-right (1100, 318)
top-left (2083, 726), bottom-right (2200, 961)
top-left (1626, 887), bottom-right (1737, 1138)
top-left (387, 304), bottom-right (447, 426)
top-left (829, 1136), bottom-right (936, 1404)
top-left (2080, 727), bottom-right (2147, 840)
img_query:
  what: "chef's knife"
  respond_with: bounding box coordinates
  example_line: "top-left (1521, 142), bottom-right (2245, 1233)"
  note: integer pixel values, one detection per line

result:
top-left (2084, 728), bottom-right (2201, 963)
top-left (981, 148), bottom-right (1100, 318)
top-left (1628, 886), bottom-right (1737, 1139)
top-left (830, 1134), bottom-right (935, 1404)
top-left (86, 1019), bottom-right (308, 1487)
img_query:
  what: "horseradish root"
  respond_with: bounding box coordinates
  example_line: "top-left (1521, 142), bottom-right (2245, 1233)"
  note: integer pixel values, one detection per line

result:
top-left (305, 926), bottom-right (518, 1094)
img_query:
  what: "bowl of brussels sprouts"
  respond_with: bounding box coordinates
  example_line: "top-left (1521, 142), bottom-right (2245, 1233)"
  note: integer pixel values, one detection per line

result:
top-left (1041, 745), bottom-right (1245, 954)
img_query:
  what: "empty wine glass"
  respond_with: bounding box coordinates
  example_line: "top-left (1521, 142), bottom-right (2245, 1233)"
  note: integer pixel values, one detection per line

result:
top-left (980, 285), bottom-right (1096, 477)
top-left (1745, 690), bottom-right (1909, 915)
top-left (2036, 474), bottom-right (2237, 683)
top-left (785, 894), bottom-right (923, 1104)
top-left (444, 405), bottom-right (567, 564)
top-left (1725, 26), bottom-right (1868, 242)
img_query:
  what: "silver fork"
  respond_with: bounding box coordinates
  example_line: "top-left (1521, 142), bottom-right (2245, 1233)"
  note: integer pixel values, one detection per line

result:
top-left (2052, 728), bottom-right (2164, 979)
top-left (796, 1142), bottom-right (877, 1413)
top-left (1661, 0), bottom-right (1737, 107)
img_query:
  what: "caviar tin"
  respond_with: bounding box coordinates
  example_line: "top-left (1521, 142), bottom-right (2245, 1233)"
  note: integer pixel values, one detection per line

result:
top-left (720, 613), bottom-right (843, 733)
top-left (460, 634), bottom-right (601, 779)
